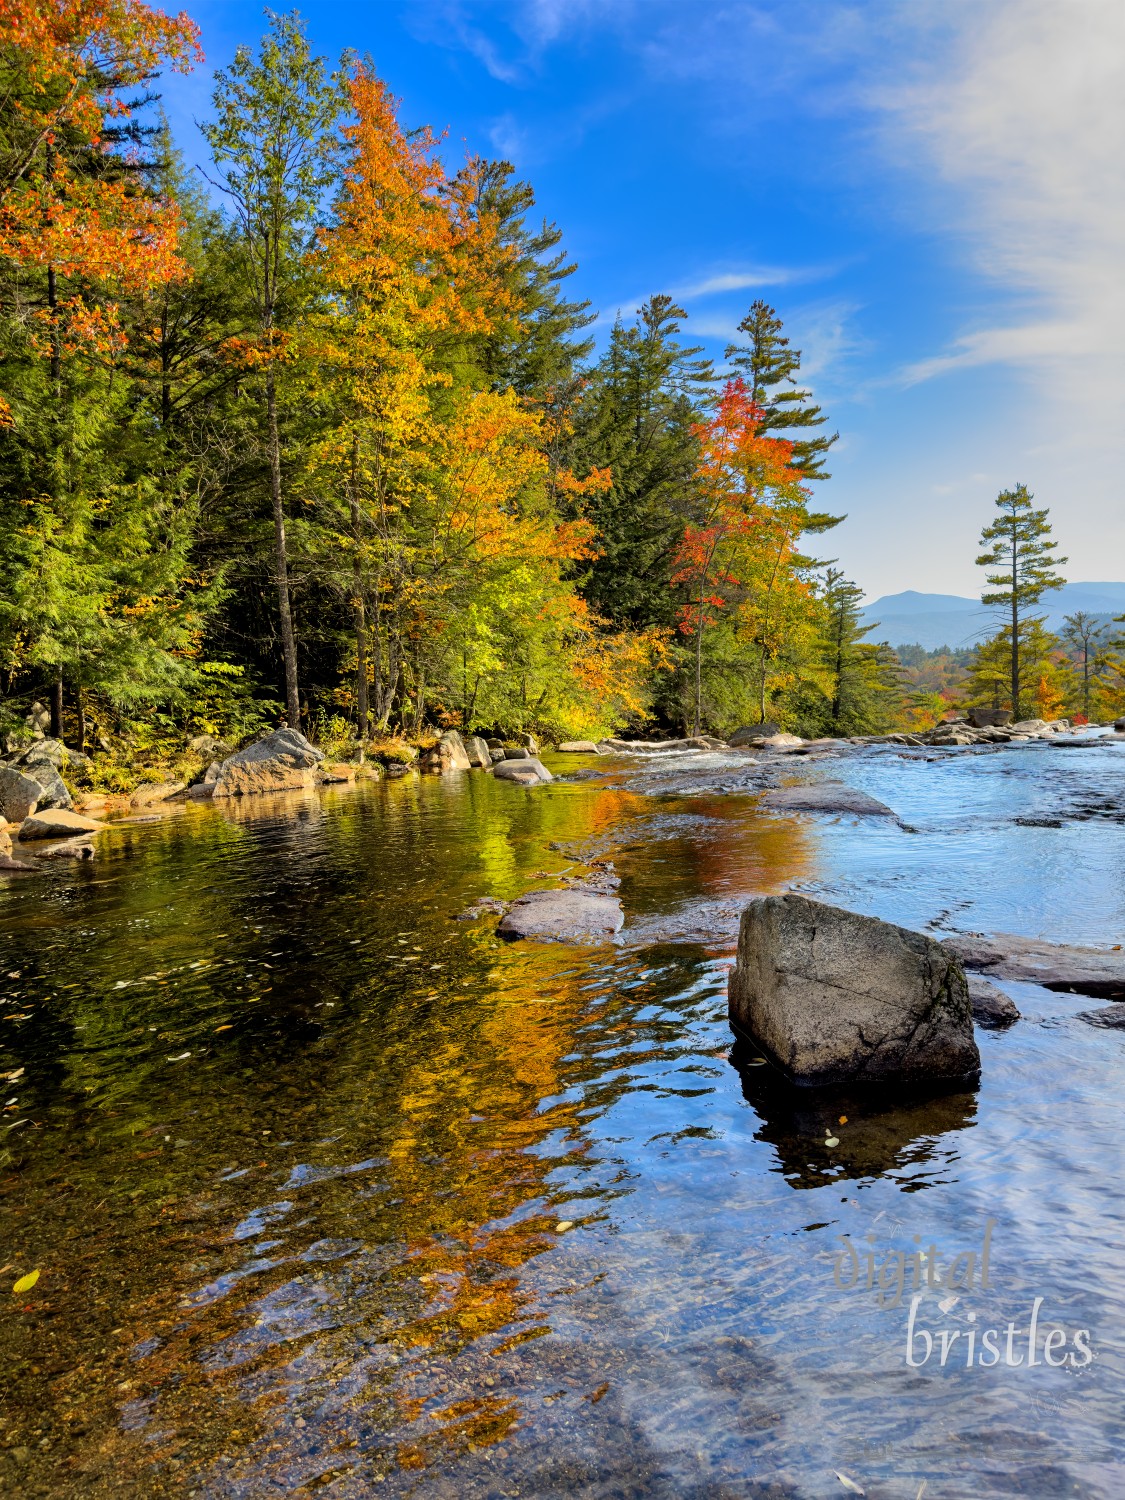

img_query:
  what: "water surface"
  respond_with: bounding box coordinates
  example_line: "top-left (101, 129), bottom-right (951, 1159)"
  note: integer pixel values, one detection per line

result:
top-left (2, 739), bottom-right (1123, 1497)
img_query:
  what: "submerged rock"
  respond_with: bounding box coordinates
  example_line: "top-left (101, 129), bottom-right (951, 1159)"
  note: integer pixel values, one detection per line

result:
top-left (943, 931), bottom-right (1125, 999)
top-left (966, 975), bottom-right (1020, 1028)
top-left (728, 894), bottom-right (980, 1086)
top-left (19, 808), bottom-right (107, 840)
top-left (492, 757), bottom-right (553, 785)
top-left (497, 887), bottom-right (623, 943)
top-left (759, 781), bottom-right (896, 818)
top-left (212, 728), bottom-right (324, 797)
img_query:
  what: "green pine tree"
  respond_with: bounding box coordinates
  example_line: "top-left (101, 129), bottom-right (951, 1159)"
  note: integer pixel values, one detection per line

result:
top-left (725, 299), bottom-right (838, 481)
top-left (975, 484), bottom-right (1066, 719)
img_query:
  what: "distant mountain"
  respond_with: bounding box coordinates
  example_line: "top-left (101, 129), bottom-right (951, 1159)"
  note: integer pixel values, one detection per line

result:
top-left (860, 582), bottom-right (1125, 652)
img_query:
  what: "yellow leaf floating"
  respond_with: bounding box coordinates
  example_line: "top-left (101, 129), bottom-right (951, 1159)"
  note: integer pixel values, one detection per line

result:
top-left (13, 1270), bottom-right (39, 1294)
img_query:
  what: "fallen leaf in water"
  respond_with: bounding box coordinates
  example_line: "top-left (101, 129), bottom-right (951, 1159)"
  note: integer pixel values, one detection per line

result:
top-left (824, 1136), bottom-right (839, 1148)
top-left (166, 1052), bottom-right (191, 1062)
top-left (838, 1115), bottom-right (848, 1124)
top-left (1, 1069), bottom-right (23, 1082)
top-left (13, 1271), bottom-right (39, 1294)
top-left (214, 1025), bottom-right (233, 1032)
top-left (834, 1473), bottom-right (865, 1496)
top-left (587, 1382), bottom-right (609, 1403)
top-left (554, 1221), bottom-right (574, 1232)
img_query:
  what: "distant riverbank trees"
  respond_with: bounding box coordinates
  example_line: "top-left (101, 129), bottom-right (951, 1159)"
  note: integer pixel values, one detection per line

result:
top-left (0, 6), bottom-right (930, 757)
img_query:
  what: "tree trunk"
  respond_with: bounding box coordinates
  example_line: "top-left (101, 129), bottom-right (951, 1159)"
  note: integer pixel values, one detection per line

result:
top-left (350, 442), bottom-right (368, 740)
top-left (693, 601), bottom-right (704, 738)
top-left (75, 687), bottom-right (85, 754)
top-left (1010, 544), bottom-right (1020, 718)
top-left (50, 675), bottom-right (63, 741)
top-left (266, 367), bottom-right (300, 729)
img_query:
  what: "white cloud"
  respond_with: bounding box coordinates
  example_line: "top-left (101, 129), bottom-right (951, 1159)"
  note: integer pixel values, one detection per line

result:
top-left (877, 0), bottom-right (1125, 398)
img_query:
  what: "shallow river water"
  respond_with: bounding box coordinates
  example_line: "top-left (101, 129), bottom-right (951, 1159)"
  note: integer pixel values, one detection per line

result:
top-left (2, 736), bottom-right (1124, 1498)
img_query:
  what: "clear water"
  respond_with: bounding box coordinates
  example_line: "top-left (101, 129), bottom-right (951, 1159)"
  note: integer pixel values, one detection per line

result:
top-left (1, 738), bottom-right (1123, 1498)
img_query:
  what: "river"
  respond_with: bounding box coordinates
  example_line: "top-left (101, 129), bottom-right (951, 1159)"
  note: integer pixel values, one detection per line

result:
top-left (1, 734), bottom-right (1123, 1498)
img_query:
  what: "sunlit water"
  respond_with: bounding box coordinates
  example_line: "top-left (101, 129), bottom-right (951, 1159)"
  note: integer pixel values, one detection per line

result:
top-left (1, 736), bottom-right (1124, 1498)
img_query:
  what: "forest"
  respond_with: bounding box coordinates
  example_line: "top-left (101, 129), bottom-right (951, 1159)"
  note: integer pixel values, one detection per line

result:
top-left (1, 4), bottom-right (1122, 781)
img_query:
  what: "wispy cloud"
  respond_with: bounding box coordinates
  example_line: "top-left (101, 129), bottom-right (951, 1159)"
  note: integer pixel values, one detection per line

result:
top-left (671, 264), bottom-right (830, 299)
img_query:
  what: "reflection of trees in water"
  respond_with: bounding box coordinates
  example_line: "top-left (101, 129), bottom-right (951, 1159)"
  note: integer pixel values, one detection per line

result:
top-left (730, 1037), bottom-right (979, 1190)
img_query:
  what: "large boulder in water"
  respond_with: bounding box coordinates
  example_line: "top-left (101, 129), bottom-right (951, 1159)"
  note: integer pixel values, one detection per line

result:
top-left (420, 730), bottom-right (472, 773)
top-left (464, 735), bottom-right (492, 768)
top-left (730, 722), bottom-right (781, 746)
top-left (211, 727), bottom-right (323, 797)
top-left (0, 766), bottom-right (42, 823)
top-left (728, 894), bottom-right (979, 1087)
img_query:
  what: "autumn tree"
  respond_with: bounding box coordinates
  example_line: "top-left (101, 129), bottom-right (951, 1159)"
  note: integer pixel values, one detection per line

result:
top-left (202, 12), bottom-right (345, 729)
top-left (725, 300), bottom-right (838, 480)
top-left (976, 484), bottom-right (1066, 719)
top-left (669, 378), bottom-right (811, 736)
top-left (0, 0), bottom-right (205, 742)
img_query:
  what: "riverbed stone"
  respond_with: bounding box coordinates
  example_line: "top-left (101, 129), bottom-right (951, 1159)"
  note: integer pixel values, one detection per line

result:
top-left (211, 727), bottom-right (324, 797)
top-left (497, 887), bottom-right (623, 943)
top-left (0, 850), bottom-right (37, 872)
top-left (966, 975), bottom-right (1020, 1028)
top-left (759, 781), bottom-right (896, 818)
top-left (557, 741), bottom-right (601, 753)
top-left (18, 808), bottom-right (107, 840)
top-left (0, 767), bottom-right (42, 823)
top-left (130, 781), bottom-right (185, 808)
top-left (943, 931), bottom-right (1125, 998)
top-left (492, 757), bottom-right (553, 785)
top-left (503, 746), bottom-right (531, 760)
top-left (728, 894), bottom-right (980, 1086)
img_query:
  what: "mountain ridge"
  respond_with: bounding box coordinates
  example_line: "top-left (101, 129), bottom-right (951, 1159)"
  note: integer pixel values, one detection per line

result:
top-left (860, 583), bottom-right (1125, 651)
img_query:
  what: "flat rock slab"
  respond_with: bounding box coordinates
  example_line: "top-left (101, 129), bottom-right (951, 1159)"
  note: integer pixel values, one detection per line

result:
top-left (557, 741), bottom-right (602, 753)
top-left (597, 737), bottom-right (723, 754)
top-left (497, 888), bottom-right (623, 943)
top-left (729, 894), bottom-right (979, 1086)
top-left (943, 932), bottom-right (1125, 999)
top-left (759, 781), bottom-right (896, 818)
top-left (18, 809), bottom-right (107, 840)
top-left (492, 757), bottom-right (553, 785)
top-left (1077, 1007), bottom-right (1125, 1030)
top-left (966, 975), bottom-right (1020, 1028)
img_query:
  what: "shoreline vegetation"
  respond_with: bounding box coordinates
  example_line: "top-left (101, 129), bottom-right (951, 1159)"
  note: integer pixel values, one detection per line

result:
top-left (3, 7), bottom-right (1124, 786)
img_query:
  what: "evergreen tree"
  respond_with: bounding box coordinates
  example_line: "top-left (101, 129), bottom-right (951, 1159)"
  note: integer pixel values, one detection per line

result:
top-left (725, 299), bottom-right (838, 482)
top-left (201, 13), bottom-right (346, 728)
top-left (815, 568), bottom-right (899, 734)
top-left (976, 484), bottom-right (1066, 719)
top-left (1060, 612), bottom-right (1109, 721)
top-left (576, 295), bottom-right (713, 628)
top-left (463, 158), bottom-right (595, 398)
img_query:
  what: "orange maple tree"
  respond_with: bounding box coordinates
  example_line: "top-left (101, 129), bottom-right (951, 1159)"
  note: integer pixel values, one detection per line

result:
top-left (0, 0), bottom-right (202, 366)
top-left (671, 378), bottom-right (806, 733)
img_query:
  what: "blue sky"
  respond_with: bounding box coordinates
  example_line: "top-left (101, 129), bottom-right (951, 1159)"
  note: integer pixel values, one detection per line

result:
top-left (159, 1), bottom-right (1125, 602)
